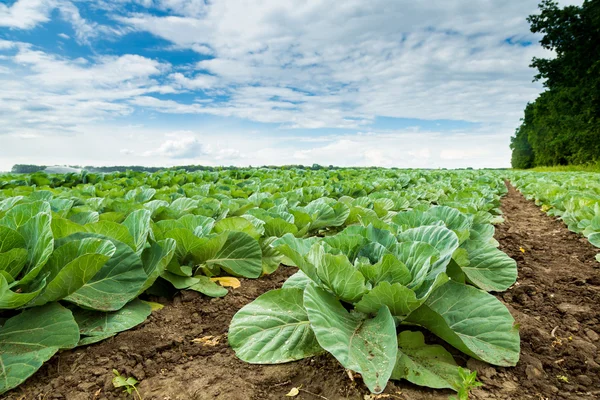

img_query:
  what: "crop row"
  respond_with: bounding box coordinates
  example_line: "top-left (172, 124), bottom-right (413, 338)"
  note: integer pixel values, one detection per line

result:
top-left (511, 171), bottom-right (600, 262)
top-left (0, 169), bottom-right (518, 396)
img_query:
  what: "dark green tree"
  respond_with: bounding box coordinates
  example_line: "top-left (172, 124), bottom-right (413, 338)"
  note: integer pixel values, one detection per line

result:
top-left (511, 0), bottom-right (600, 167)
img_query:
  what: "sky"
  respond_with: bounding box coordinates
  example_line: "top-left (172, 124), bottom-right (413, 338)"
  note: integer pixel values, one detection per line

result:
top-left (0, 0), bottom-right (583, 171)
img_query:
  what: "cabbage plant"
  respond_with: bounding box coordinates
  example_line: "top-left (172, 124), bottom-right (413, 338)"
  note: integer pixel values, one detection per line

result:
top-left (229, 213), bottom-right (520, 394)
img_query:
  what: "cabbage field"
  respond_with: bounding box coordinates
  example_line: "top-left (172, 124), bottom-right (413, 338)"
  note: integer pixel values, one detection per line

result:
top-left (0, 168), bottom-right (598, 400)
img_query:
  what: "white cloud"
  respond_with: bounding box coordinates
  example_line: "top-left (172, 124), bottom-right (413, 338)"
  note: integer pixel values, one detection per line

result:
top-left (0, 0), bottom-right (585, 170)
top-left (0, 0), bottom-right (124, 43)
top-left (0, 45), bottom-right (174, 135)
top-left (58, 33), bottom-right (70, 39)
top-left (142, 131), bottom-right (209, 159)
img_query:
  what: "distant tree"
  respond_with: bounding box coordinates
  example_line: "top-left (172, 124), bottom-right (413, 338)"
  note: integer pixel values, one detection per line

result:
top-left (11, 164), bottom-right (46, 173)
top-left (511, 0), bottom-right (600, 167)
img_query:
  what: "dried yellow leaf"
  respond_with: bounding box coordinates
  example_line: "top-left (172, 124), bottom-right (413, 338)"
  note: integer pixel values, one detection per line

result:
top-left (192, 335), bottom-right (221, 346)
top-left (285, 387), bottom-right (300, 397)
top-left (519, 247), bottom-right (526, 253)
top-left (211, 276), bottom-right (241, 288)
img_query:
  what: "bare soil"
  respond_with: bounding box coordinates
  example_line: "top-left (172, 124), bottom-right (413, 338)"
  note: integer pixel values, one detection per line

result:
top-left (5, 183), bottom-right (600, 400)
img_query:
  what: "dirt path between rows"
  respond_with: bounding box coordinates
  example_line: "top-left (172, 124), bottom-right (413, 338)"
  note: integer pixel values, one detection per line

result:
top-left (6, 182), bottom-right (600, 400)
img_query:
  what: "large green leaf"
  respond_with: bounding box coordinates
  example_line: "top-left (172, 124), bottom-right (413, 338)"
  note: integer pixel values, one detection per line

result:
top-left (122, 209), bottom-right (152, 256)
top-left (0, 225), bottom-right (26, 252)
top-left (391, 331), bottom-right (462, 390)
top-left (316, 253), bottom-right (367, 303)
top-left (282, 270), bottom-right (313, 290)
top-left (229, 288), bottom-right (322, 363)
top-left (214, 216), bottom-right (262, 239)
top-left (18, 213), bottom-right (54, 285)
top-left (73, 299), bottom-right (152, 340)
top-left (397, 226), bottom-right (458, 283)
top-left (0, 303), bottom-right (79, 394)
top-left (260, 237), bottom-right (284, 275)
top-left (304, 285), bottom-right (397, 394)
top-left (137, 239), bottom-right (176, 296)
top-left (0, 201), bottom-right (50, 230)
top-left (51, 217), bottom-right (85, 239)
top-left (188, 275), bottom-right (228, 297)
top-left (0, 248), bottom-right (28, 279)
top-left (588, 232), bottom-right (600, 248)
top-left (84, 221), bottom-right (135, 250)
top-left (358, 254), bottom-right (412, 287)
top-left (426, 206), bottom-right (472, 244)
top-left (406, 281), bottom-right (520, 366)
top-left (355, 282), bottom-right (421, 319)
top-left (0, 273), bottom-right (46, 309)
top-left (29, 238), bottom-right (116, 306)
top-left (460, 240), bottom-right (517, 291)
top-left (205, 231), bottom-right (262, 278)
top-left (62, 233), bottom-right (148, 311)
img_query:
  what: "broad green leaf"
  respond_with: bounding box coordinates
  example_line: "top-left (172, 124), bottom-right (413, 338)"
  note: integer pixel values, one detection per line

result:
top-left (272, 234), bottom-right (321, 277)
top-left (469, 223), bottom-right (496, 244)
top-left (73, 299), bottom-right (152, 337)
top-left (460, 240), bottom-right (517, 291)
top-left (164, 228), bottom-right (206, 262)
top-left (282, 270), bottom-right (313, 290)
top-left (122, 209), bottom-right (152, 255)
top-left (316, 253), bottom-right (367, 303)
top-left (0, 303), bottom-right (79, 394)
top-left (177, 214), bottom-right (215, 237)
top-left (29, 238), bottom-right (116, 306)
top-left (18, 213), bottom-right (54, 285)
top-left (260, 237), bottom-right (284, 275)
top-left (162, 272), bottom-right (200, 289)
top-left (392, 210), bottom-right (444, 232)
top-left (51, 217), bottom-right (85, 239)
top-left (0, 200), bottom-right (50, 230)
top-left (85, 221), bottom-right (135, 250)
top-left (322, 234), bottom-right (365, 261)
top-left (0, 248), bottom-right (28, 278)
top-left (406, 281), bottom-right (520, 366)
top-left (264, 218), bottom-right (298, 237)
top-left (398, 226), bottom-right (458, 280)
top-left (588, 232), bottom-right (600, 248)
top-left (0, 225), bottom-right (26, 252)
top-left (355, 282), bottom-right (421, 319)
top-left (358, 254), bottom-right (412, 287)
top-left (229, 288), bottom-right (322, 363)
top-left (188, 275), bottom-right (228, 297)
top-left (77, 333), bottom-right (116, 346)
top-left (304, 285), bottom-right (397, 393)
top-left (206, 232), bottom-right (263, 278)
top-left (214, 216), bottom-right (262, 239)
top-left (0, 273), bottom-right (46, 309)
top-left (391, 331), bottom-right (462, 390)
top-left (426, 206), bottom-right (472, 244)
top-left (137, 238), bottom-right (176, 296)
top-left (62, 233), bottom-right (148, 311)
top-left (395, 242), bottom-right (438, 290)
top-left (69, 211), bottom-right (100, 225)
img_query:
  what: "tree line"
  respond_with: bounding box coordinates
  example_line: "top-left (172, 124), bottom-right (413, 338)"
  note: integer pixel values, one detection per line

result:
top-left (511, 0), bottom-right (600, 169)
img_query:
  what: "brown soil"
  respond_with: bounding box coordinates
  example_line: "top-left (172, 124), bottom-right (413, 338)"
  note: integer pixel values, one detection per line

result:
top-left (5, 183), bottom-right (600, 400)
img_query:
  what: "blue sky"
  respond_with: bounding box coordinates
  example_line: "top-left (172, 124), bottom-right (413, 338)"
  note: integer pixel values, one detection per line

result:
top-left (0, 0), bottom-right (582, 170)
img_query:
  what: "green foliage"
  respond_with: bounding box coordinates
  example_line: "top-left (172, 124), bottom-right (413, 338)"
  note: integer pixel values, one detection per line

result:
top-left (112, 370), bottom-right (141, 399)
top-left (449, 368), bottom-right (483, 400)
top-left (511, 0), bottom-right (600, 168)
top-left (0, 167), bottom-right (519, 395)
